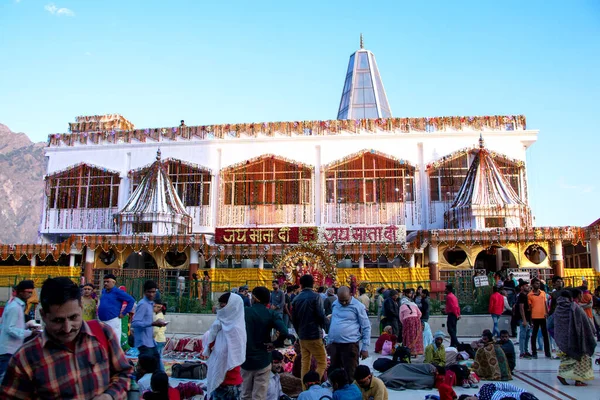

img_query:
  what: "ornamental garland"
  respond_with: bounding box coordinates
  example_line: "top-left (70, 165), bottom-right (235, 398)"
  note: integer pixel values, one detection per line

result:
top-left (50, 115), bottom-right (527, 147)
top-left (426, 145), bottom-right (525, 171)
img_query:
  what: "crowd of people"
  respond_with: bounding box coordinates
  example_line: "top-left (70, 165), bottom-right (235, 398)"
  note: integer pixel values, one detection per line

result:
top-left (489, 273), bottom-right (600, 386)
top-left (0, 272), bottom-right (597, 399)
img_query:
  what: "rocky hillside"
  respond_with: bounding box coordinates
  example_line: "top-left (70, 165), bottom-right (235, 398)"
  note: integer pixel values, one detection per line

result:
top-left (0, 124), bottom-right (46, 244)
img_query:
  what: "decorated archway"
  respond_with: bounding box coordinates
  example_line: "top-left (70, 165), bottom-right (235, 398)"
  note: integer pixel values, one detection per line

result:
top-left (273, 243), bottom-right (337, 287)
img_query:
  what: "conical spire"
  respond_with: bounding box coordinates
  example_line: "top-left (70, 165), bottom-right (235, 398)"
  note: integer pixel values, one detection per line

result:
top-left (337, 35), bottom-right (392, 120)
top-left (116, 150), bottom-right (191, 235)
top-left (445, 139), bottom-right (531, 229)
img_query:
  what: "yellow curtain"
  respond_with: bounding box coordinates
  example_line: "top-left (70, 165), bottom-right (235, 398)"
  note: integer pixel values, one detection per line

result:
top-left (562, 268), bottom-right (598, 288)
top-left (208, 269), bottom-right (273, 291)
top-left (0, 266), bottom-right (80, 286)
top-left (337, 268), bottom-right (430, 289)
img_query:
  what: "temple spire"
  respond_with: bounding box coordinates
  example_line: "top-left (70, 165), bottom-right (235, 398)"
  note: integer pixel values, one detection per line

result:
top-left (479, 133), bottom-right (485, 148)
top-left (337, 38), bottom-right (392, 119)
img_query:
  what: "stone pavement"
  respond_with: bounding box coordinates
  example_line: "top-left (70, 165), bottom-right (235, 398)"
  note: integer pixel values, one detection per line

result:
top-left (362, 336), bottom-right (600, 400)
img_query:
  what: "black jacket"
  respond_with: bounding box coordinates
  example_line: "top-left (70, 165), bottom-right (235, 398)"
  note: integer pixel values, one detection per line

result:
top-left (291, 288), bottom-right (325, 340)
top-left (383, 297), bottom-right (400, 321)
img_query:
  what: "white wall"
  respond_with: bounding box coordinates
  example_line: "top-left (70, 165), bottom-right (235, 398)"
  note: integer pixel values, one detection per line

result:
top-left (44, 128), bottom-right (538, 234)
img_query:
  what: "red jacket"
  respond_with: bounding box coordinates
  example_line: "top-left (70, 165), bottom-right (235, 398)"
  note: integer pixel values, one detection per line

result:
top-left (445, 292), bottom-right (461, 317)
top-left (489, 292), bottom-right (504, 315)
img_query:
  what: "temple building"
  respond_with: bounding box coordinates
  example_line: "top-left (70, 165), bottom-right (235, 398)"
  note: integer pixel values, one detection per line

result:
top-left (0, 38), bottom-right (598, 298)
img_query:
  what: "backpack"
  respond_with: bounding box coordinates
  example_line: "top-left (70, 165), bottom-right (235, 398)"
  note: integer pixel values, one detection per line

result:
top-left (87, 321), bottom-right (139, 400)
top-left (381, 340), bottom-right (393, 356)
top-left (171, 362), bottom-right (208, 380)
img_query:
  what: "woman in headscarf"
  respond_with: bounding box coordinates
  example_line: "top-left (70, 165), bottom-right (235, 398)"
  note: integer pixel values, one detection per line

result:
top-left (552, 288), bottom-right (596, 386)
top-left (399, 288), bottom-right (423, 356)
top-left (202, 292), bottom-right (247, 399)
top-left (472, 330), bottom-right (512, 381)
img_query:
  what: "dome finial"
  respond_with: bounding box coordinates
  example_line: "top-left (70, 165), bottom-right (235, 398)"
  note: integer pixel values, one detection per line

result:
top-left (156, 148), bottom-right (162, 161)
top-left (479, 133), bottom-right (485, 148)
top-left (360, 33), bottom-right (364, 49)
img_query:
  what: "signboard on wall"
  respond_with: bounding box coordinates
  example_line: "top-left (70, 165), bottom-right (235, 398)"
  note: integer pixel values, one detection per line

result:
top-left (318, 225), bottom-right (406, 244)
top-left (215, 227), bottom-right (302, 244)
top-left (510, 271), bottom-right (531, 282)
top-left (474, 275), bottom-right (490, 287)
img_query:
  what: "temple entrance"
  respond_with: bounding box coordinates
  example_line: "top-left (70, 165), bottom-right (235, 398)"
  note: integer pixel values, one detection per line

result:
top-left (273, 244), bottom-right (337, 287)
top-left (124, 251), bottom-right (158, 270)
top-left (474, 246), bottom-right (517, 273)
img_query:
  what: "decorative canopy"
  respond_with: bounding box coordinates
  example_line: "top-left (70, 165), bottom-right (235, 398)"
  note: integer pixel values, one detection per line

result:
top-left (445, 136), bottom-right (531, 229)
top-left (337, 35), bottom-right (392, 120)
top-left (116, 150), bottom-right (191, 235)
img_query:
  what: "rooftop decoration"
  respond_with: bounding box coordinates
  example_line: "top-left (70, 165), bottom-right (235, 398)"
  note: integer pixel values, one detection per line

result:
top-left (69, 114), bottom-right (134, 133)
top-left (48, 115), bottom-right (528, 147)
top-left (115, 150), bottom-right (191, 235)
top-left (444, 136), bottom-right (532, 229)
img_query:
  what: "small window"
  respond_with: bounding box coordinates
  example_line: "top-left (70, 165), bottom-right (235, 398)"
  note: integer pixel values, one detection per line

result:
top-left (132, 223), bottom-right (152, 233)
top-left (485, 218), bottom-right (505, 228)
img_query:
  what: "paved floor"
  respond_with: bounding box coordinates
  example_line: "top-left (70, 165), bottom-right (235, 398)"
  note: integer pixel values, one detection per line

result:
top-left (365, 337), bottom-right (600, 400)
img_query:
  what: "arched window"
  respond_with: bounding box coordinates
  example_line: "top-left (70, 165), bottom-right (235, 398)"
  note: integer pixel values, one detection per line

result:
top-left (494, 157), bottom-right (524, 198)
top-left (325, 151), bottom-right (414, 204)
top-left (428, 153), bottom-right (469, 202)
top-left (46, 164), bottom-right (120, 209)
top-left (131, 159), bottom-right (211, 207)
top-left (222, 156), bottom-right (312, 206)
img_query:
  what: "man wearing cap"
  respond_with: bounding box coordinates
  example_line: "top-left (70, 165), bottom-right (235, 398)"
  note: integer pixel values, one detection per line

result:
top-left (98, 273), bottom-right (135, 343)
top-left (0, 280), bottom-right (39, 381)
top-left (238, 285), bottom-right (251, 307)
top-left (424, 331), bottom-right (446, 368)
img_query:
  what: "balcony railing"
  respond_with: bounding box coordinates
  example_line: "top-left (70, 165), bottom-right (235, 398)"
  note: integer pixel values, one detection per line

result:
top-left (187, 205), bottom-right (212, 231)
top-left (322, 202), bottom-right (408, 225)
top-left (219, 204), bottom-right (314, 226)
top-left (42, 208), bottom-right (118, 232)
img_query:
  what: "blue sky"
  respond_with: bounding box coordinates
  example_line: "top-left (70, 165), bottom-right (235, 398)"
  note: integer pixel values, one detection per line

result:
top-left (0, 0), bottom-right (598, 227)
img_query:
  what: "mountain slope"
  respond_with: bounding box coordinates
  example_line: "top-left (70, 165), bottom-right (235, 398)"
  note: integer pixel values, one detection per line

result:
top-left (0, 124), bottom-right (46, 244)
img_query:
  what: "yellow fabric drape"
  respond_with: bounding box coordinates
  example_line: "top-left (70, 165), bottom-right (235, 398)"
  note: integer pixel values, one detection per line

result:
top-left (562, 268), bottom-right (598, 287)
top-left (336, 268), bottom-right (431, 289)
top-left (208, 269), bottom-right (273, 291)
top-left (0, 266), bottom-right (80, 286)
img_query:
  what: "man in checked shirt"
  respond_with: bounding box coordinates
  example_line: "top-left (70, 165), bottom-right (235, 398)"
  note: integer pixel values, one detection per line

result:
top-left (0, 277), bottom-right (133, 399)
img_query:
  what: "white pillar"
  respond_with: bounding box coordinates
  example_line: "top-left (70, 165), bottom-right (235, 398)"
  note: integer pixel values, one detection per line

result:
top-left (428, 245), bottom-right (439, 264)
top-left (69, 254), bottom-right (76, 267)
top-left (30, 256), bottom-right (36, 267)
top-left (409, 254), bottom-right (415, 268)
top-left (590, 238), bottom-right (600, 273)
top-left (418, 142), bottom-right (429, 228)
top-left (210, 148), bottom-right (222, 228)
top-left (210, 257), bottom-right (216, 269)
top-left (85, 247), bottom-right (95, 264)
top-left (551, 240), bottom-right (563, 262)
top-left (258, 257), bottom-right (264, 270)
top-left (358, 255), bottom-right (365, 269)
top-left (190, 250), bottom-right (199, 264)
top-left (315, 145), bottom-right (321, 226)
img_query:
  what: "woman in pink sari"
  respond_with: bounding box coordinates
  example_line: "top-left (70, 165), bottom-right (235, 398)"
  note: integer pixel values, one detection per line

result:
top-left (400, 288), bottom-right (423, 356)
